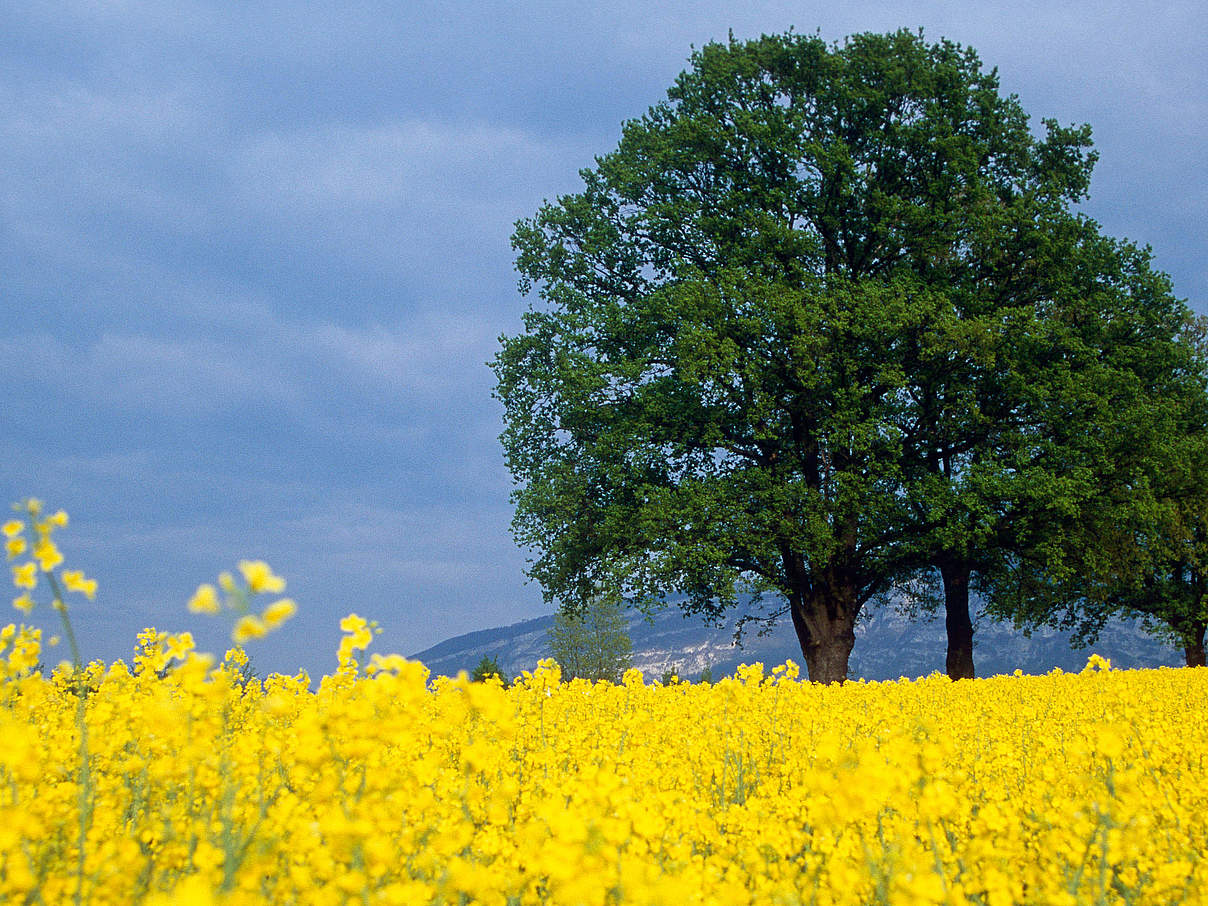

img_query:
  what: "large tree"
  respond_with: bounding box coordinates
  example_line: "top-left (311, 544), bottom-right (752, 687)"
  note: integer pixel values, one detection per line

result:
top-left (493, 29), bottom-right (1191, 682)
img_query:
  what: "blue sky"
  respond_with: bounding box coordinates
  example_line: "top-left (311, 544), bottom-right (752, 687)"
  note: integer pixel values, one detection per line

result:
top-left (3, 1), bottom-right (1204, 678)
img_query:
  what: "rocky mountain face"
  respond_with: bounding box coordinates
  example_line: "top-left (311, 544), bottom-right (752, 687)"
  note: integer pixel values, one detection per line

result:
top-left (410, 602), bottom-right (1184, 682)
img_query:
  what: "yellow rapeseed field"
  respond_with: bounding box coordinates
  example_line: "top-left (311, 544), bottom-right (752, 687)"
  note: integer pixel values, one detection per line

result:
top-left (4, 501), bottom-right (1208, 905)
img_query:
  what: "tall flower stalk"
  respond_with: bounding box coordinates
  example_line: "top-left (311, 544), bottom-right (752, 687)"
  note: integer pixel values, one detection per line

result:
top-left (6, 498), bottom-right (97, 904)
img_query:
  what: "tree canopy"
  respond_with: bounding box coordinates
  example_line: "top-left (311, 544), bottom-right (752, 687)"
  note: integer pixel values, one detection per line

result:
top-left (493, 29), bottom-right (1201, 682)
top-left (471, 655), bottom-right (510, 685)
top-left (982, 313), bottom-right (1208, 665)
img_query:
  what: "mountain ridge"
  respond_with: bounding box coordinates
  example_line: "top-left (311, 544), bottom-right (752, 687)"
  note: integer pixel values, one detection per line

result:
top-left (410, 603), bottom-right (1183, 682)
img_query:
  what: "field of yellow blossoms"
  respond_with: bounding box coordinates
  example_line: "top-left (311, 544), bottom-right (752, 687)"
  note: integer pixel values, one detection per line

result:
top-left (4, 501), bottom-right (1208, 905)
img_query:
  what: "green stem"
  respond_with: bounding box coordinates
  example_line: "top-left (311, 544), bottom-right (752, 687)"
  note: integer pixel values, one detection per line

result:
top-left (45, 573), bottom-right (90, 906)
top-left (46, 573), bottom-right (83, 670)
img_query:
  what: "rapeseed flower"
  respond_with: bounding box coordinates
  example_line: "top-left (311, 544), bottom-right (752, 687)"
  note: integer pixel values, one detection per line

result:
top-left (0, 623), bottom-right (40, 675)
top-left (191, 561), bottom-right (296, 645)
top-left (61, 569), bottom-right (97, 600)
top-left (232, 614), bottom-right (267, 644)
top-left (261, 597), bottom-right (296, 629)
top-left (31, 526), bottom-right (64, 571)
top-left (11, 562), bottom-right (36, 590)
top-left (4, 652), bottom-right (1208, 905)
top-left (336, 612), bottom-right (375, 669)
top-left (187, 583), bottom-right (221, 614)
top-left (2, 521), bottom-right (25, 561)
top-left (238, 559), bottom-right (286, 594)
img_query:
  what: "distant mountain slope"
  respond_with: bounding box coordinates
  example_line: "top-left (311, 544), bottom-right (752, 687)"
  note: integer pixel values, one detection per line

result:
top-left (410, 604), bottom-right (1183, 682)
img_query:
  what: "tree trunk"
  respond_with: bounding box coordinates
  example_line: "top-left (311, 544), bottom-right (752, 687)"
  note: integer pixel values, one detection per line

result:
top-left (1185, 621), bottom-right (1206, 668)
top-left (939, 559), bottom-right (975, 680)
top-left (788, 588), bottom-right (858, 684)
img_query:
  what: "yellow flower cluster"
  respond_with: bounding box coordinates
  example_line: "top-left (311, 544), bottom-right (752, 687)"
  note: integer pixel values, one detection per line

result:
top-left (6, 498), bottom-right (97, 616)
top-left (336, 612), bottom-right (378, 671)
top-left (188, 560), bottom-right (296, 644)
top-left (1, 647), bottom-right (1207, 905)
top-left (0, 622), bottom-right (42, 678)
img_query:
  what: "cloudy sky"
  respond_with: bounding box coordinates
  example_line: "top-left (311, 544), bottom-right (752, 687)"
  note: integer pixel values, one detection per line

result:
top-left (3, 1), bottom-right (1204, 678)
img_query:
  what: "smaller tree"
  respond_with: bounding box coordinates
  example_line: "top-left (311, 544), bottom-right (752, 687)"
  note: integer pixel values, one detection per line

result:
top-left (548, 595), bottom-right (634, 683)
top-left (470, 655), bottom-right (509, 685)
top-left (981, 314), bottom-right (1208, 666)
